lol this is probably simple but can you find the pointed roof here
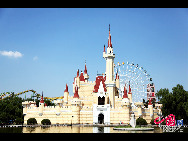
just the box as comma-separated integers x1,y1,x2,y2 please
73,85,79,98
93,76,107,93
80,71,85,82
77,69,79,77
40,91,44,103
84,62,87,74
123,84,128,98
64,83,68,92
128,81,132,94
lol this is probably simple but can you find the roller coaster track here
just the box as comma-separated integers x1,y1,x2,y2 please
0,90,64,102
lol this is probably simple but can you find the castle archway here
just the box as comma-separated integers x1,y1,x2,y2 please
98,113,104,124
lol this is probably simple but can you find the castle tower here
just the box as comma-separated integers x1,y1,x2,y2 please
123,84,128,99
71,85,81,124
128,81,132,103
73,69,80,93
73,85,79,99
84,62,89,82
103,24,116,108
64,83,69,104
39,91,44,116
115,71,120,89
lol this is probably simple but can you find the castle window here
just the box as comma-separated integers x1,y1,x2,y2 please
98,97,105,105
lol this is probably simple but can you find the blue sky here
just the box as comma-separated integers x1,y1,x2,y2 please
0,8,187,98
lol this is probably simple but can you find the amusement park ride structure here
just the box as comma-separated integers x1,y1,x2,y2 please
0,90,63,102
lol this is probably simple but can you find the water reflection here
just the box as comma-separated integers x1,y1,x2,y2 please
22,126,163,133
0,126,164,133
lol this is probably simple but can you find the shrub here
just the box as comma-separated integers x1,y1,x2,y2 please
41,119,51,125
136,117,147,125
15,118,24,125
27,118,37,125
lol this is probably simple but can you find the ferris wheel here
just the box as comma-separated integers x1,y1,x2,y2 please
114,60,153,103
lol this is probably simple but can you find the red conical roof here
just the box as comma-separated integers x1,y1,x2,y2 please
128,81,132,94
80,71,85,82
123,84,128,98
73,85,79,98
64,83,68,92
84,63,87,74
77,69,79,77
93,76,106,93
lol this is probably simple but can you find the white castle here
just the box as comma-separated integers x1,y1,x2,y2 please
22,25,162,125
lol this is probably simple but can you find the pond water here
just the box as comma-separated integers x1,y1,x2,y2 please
0,126,164,133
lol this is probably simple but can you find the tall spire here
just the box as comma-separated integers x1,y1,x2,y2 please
108,24,112,48
84,61,87,74
40,91,44,103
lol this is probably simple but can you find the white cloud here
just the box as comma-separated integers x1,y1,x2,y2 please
33,56,38,61
0,51,23,58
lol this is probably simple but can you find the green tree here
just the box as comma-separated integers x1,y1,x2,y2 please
0,96,23,125
156,84,188,124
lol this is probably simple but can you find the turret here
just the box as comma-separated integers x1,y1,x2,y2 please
64,83,69,104
84,62,89,82
76,69,80,88
73,85,79,99
103,24,116,108
128,81,132,103
73,69,80,93
39,91,44,116
148,99,153,117
115,71,120,89
71,85,81,124
79,71,85,82
123,84,128,99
